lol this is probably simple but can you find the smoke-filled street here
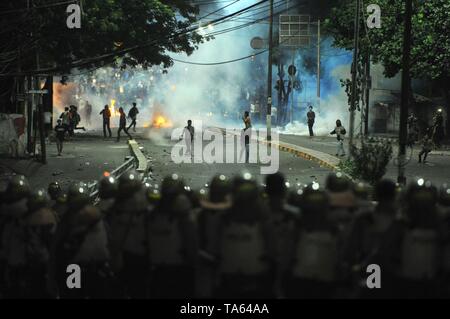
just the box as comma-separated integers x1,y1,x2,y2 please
1,0,450,304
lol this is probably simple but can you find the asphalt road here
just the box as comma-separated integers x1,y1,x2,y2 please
0,133,130,191
3,127,448,192
140,128,332,189
279,134,450,185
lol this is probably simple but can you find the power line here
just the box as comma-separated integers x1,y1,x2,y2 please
197,0,241,20
0,0,270,76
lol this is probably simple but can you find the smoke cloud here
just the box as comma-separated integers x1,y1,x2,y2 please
53,1,357,136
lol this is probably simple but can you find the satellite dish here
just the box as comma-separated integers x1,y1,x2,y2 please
250,37,265,49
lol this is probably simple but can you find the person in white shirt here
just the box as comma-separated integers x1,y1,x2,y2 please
330,119,347,157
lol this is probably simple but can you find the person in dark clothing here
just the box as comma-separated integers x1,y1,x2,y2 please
117,107,132,142
418,134,434,163
100,105,112,138
242,111,252,163
432,109,444,149
127,102,139,132
307,105,315,137
60,107,71,137
85,102,92,126
54,119,66,156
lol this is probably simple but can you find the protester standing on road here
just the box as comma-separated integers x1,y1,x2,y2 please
59,107,71,137
181,120,195,156
85,101,92,126
307,105,316,137
54,119,66,156
330,119,347,157
432,109,444,149
117,107,133,142
418,134,434,163
127,102,139,132
241,111,252,163
100,105,112,138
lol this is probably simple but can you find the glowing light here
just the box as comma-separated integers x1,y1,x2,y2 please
119,86,124,93
417,178,425,186
285,182,291,188
152,114,173,128
110,99,117,116
205,183,209,188
312,182,320,190
172,174,179,180
243,172,252,180
108,177,115,184
219,175,226,181
79,187,84,193
200,189,206,195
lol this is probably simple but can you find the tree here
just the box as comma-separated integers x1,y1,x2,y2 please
0,0,205,111
324,0,450,133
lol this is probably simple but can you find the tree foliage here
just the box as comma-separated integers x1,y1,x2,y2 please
338,138,393,185
0,0,205,74
324,0,450,82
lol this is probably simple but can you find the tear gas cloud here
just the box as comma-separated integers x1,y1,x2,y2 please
54,0,357,136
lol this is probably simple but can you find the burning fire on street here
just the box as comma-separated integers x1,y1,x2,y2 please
146,113,173,128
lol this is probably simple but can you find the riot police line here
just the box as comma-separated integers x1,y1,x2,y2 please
0,171,449,299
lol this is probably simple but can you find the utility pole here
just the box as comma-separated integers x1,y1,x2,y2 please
31,0,46,164
397,0,413,185
364,52,371,136
349,0,361,155
267,0,274,141
317,19,321,107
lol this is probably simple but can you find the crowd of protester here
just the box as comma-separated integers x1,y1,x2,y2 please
0,171,449,299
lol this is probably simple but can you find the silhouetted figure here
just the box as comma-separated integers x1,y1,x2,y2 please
54,119,65,156
84,102,92,126
181,120,195,156
100,105,112,138
127,102,139,132
241,111,252,163
307,105,315,137
331,119,347,157
117,107,132,142
418,134,433,163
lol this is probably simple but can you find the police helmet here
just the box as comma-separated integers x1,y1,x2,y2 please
209,174,231,203
48,181,62,200
118,170,142,198
325,172,351,193
67,182,90,209
27,189,49,212
99,176,117,199
5,175,30,203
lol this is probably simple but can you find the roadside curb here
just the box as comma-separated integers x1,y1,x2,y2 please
209,126,341,172
257,137,340,170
